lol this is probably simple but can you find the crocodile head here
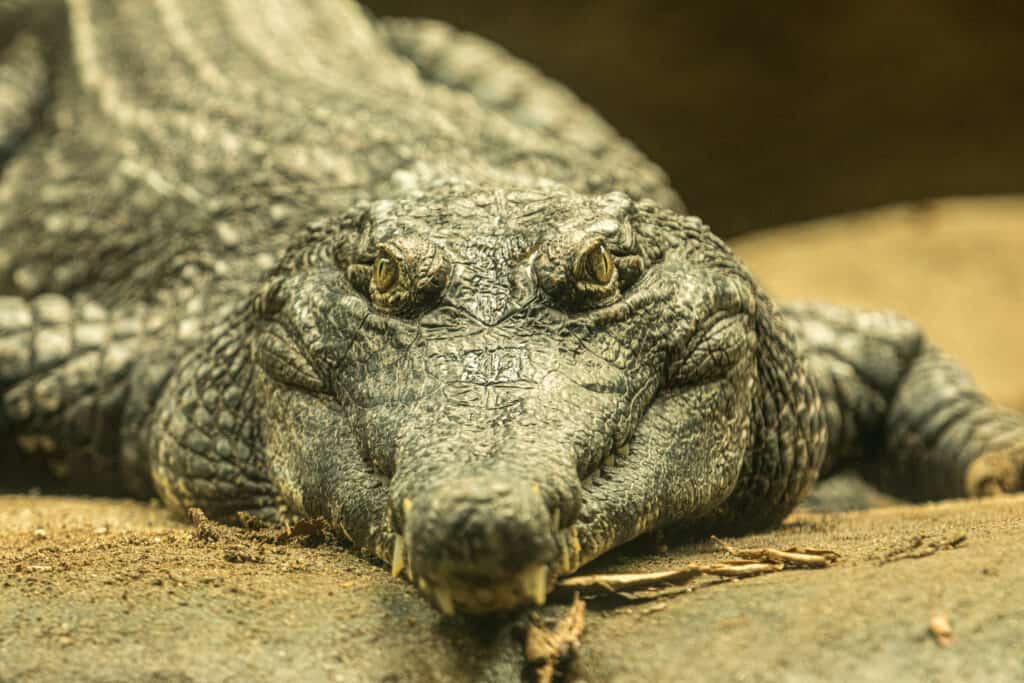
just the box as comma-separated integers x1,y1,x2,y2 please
244,183,761,614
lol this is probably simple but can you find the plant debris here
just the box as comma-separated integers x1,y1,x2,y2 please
276,517,331,547
526,593,587,683
555,566,705,597
553,538,840,600
877,533,967,564
222,547,263,564
711,536,841,567
187,508,219,542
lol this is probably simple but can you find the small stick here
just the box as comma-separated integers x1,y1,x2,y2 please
555,565,704,597
702,561,784,577
526,593,587,683
553,539,842,601
712,536,840,567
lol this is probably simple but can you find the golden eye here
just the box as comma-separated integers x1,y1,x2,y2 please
373,254,399,293
584,244,614,285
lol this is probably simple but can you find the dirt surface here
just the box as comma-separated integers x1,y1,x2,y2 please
2,197,1023,682
1,495,1022,682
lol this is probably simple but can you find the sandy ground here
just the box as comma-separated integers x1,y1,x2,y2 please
1,495,1021,682
2,196,1023,682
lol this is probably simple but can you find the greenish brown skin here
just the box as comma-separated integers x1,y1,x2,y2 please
2,1,1022,615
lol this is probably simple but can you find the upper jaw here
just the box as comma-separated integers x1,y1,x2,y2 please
340,449,630,614
381,525,583,616
362,433,631,615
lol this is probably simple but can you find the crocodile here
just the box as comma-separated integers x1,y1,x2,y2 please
2,0,1022,616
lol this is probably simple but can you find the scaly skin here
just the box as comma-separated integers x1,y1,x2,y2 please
2,1,1022,615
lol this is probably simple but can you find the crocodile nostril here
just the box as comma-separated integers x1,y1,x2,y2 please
396,477,565,581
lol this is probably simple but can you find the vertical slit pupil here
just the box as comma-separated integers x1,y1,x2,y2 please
589,245,613,284
375,256,398,292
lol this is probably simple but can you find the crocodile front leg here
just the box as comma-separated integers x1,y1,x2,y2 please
784,302,1024,500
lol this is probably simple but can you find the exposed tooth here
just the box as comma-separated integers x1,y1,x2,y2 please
560,541,572,573
605,444,628,469
402,498,413,515
518,564,549,606
551,508,561,531
417,577,429,593
391,536,406,578
434,586,455,617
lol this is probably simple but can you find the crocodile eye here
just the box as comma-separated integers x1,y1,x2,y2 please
374,254,399,293
361,238,450,316
536,237,623,310
579,243,614,285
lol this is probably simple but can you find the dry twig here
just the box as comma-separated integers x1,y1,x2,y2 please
526,594,587,683
552,538,840,601
712,536,841,567
555,566,704,597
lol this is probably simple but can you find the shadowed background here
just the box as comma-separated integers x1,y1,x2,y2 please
365,1,1024,237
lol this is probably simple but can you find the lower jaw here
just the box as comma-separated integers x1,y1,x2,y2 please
413,562,552,616
372,527,585,615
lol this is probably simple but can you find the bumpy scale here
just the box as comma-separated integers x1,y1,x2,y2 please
2,1,1022,615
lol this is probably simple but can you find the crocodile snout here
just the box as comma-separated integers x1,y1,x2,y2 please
389,474,578,614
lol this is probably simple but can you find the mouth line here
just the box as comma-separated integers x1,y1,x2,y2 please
382,524,583,616
414,563,550,616
579,439,629,493
358,431,635,614
360,439,625,615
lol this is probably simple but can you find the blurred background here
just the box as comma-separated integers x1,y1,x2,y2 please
366,0,1024,237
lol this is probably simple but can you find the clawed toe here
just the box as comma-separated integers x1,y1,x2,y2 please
965,445,1024,496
